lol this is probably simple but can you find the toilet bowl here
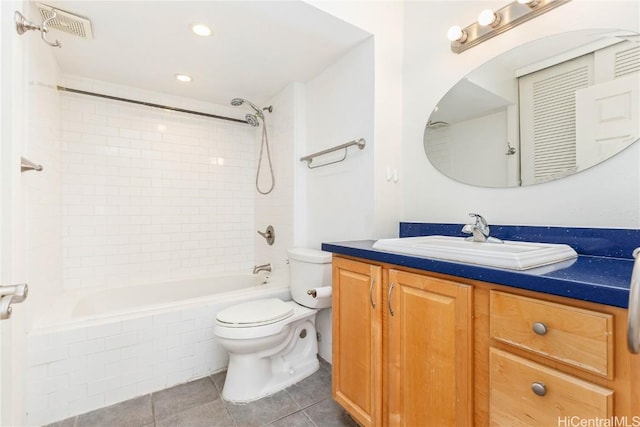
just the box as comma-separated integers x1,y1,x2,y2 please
213,248,332,403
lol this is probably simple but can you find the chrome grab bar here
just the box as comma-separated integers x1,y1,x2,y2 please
628,247,640,353
299,138,366,169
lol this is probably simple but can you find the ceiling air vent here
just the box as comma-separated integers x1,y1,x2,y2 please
37,3,93,39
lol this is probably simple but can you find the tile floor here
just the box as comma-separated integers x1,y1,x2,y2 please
45,360,357,427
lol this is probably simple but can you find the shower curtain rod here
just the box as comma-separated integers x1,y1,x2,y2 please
56,86,248,124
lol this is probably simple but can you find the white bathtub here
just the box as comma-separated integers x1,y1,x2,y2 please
25,273,291,426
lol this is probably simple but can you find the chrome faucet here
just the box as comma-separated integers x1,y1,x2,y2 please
462,213,501,243
253,263,272,274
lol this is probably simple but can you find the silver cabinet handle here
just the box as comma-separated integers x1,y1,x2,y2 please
1,284,29,320
532,322,548,335
388,282,395,316
628,247,640,353
531,382,547,397
369,277,376,309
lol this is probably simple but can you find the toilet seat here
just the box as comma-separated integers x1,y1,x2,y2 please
216,298,294,327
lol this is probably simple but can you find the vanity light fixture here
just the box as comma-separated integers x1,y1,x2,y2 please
518,0,541,7
449,0,571,54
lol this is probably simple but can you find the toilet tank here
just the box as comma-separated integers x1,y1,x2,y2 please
287,248,332,309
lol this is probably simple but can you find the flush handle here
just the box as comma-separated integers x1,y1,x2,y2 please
532,322,548,336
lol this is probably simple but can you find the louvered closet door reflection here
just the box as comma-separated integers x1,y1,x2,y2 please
519,55,593,185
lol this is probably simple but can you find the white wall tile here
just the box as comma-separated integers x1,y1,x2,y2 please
69,339,105,357
60,76,256,289
86,321,122,339
104,332,138,350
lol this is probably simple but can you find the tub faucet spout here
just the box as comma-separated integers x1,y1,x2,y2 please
253,263,272,274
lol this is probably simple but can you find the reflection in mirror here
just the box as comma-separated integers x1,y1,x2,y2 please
424,29,640,188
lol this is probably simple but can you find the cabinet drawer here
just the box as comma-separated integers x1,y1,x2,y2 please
490,348,613,426
490,291,613,376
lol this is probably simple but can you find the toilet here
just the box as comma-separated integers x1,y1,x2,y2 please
214,248,332,403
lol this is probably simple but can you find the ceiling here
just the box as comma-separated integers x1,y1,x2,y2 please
35,1,371,107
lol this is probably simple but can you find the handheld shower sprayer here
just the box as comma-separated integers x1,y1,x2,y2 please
230,97,275,195
245,114,260,127
230,98,264,118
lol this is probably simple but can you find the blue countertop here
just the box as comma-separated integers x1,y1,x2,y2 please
322,223,639,308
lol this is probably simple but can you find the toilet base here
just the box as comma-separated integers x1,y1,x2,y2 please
220,317,320,403
222,356,320,403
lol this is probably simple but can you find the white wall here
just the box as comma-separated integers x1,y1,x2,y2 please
300,38,375,362
24,36,63,326
304,38,376,248
19,3,64,425
58,76,256,289
306,1,405,239
402,0,640,228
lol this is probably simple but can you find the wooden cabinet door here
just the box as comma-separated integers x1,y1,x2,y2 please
387,269,473,427
332,257,383,427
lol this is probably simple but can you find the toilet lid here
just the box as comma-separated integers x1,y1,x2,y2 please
216,299,294,327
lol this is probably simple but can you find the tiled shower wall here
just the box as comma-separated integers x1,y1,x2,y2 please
60,76,257,289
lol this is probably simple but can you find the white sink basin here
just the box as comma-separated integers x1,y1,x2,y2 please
372,235,578,270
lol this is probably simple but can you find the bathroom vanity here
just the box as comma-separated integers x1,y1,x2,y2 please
323,224,640,427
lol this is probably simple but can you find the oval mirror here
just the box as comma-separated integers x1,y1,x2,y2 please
424,29,639,187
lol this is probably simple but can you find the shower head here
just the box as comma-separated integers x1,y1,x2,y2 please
245,114,260,127
230,97,263,116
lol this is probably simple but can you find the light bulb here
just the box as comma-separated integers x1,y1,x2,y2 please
478,9,500,27
517,0,540,7
447,25,467,42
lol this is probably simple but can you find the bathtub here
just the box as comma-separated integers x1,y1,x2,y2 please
25,273,290,426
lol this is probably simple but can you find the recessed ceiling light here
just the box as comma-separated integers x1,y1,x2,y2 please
191,24,212,37
175,74,192,83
